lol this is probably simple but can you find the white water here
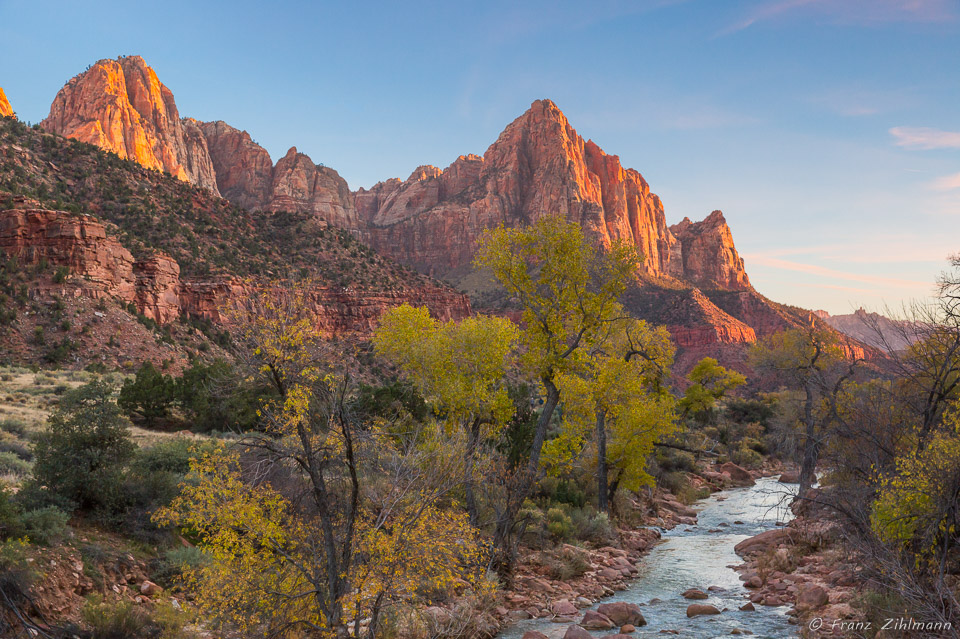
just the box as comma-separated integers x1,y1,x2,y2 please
500,476,799,638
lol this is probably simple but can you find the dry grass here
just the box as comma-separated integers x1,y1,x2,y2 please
0,365,213,488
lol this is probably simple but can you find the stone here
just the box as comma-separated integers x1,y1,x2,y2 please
795,585,829,612
621,625,636,633
734,528,794,557
139,581,162,596
718,462,754,486
778,470,800,484
686,604,721,617
522,633,548,639
682,589,709,600
740,602,755,611
42,56,220,194
563,625,593,639
596,602,646,627
581,610,615,630
552,599,578,616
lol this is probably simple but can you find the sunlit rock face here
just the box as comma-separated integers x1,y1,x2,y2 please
41,56,220,195
354,99,752,291
265,147,359,229
0,88,13,118
670,210,751,290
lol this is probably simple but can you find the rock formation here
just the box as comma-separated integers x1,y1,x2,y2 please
670,211,750,290
198,122,358,226
0,207,469,333
41,56,220,195
354,99,752,292
196,120,274,211
0,88,13,118
265,147,359,228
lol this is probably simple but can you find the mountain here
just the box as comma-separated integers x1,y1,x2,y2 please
0,116,469,368
0,88,13,118
819,308,917,352
41,56,220,195
28,56,869,372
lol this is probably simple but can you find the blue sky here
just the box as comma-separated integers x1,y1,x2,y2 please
1,0,958,314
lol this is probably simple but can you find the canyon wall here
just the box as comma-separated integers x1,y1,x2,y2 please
0,88,13,118
0,207,469,335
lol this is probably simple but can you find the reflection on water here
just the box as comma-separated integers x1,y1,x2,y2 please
499,476,799,639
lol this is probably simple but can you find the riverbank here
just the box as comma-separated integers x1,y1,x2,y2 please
489,464,801,638
733,487,869,637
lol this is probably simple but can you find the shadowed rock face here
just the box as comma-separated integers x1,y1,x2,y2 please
41,56,220,195
0,88,13,118
0,207,470,332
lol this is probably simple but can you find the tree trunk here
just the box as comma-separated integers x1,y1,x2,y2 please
596,410,609,512
492,376,562,580
464,417,482,527
799,380,818,496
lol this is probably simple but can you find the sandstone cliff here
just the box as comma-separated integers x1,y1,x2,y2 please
197,121,358,226
41,56,220,195
0,88,13,118
354,99,752,292
670,211,750,290
0,207,469,333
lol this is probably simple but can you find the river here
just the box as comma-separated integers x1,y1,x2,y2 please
499,475,800,638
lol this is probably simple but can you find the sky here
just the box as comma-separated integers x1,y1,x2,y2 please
1,0,958,315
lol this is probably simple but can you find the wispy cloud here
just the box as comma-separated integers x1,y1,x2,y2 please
890,126,960,150
745,255,932,289
930,171,960,191
719,0,957,36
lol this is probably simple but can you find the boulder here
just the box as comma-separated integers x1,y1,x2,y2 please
521,633,548,639
734,528,793,557
740,602,755,611
563,625,593,639
581,610,615,630
682,588,709,600
596,602,646,627
620,624,636,633
778,470,800,484
686,604,721,617
139,580,163,596
718,462,754,486
796,585,829,611
552,599,578,616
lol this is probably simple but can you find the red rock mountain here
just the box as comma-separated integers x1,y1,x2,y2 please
198,121,358,226
0,88,13,118
35,59,865,369
41,56,220,195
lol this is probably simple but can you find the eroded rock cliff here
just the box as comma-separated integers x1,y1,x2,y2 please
41,56,220,195
0,207,469,333
0,88,13,119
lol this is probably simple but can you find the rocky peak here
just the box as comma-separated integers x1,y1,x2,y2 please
266,146,359,228
41,56,220,195
670,210,750,290
0,88,13,118
197,120,274,211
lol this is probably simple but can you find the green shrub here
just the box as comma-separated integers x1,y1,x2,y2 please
135,438,216,476
118,361,176,426
568,508,615,545
0,451,30,478
545,507,572,541
0,419,26,437
28,380,134,514
0,438,31,461
20,506,69,545
545,545,591,580
731,447,763,469
151,546,210,587
82,596,151,639
0,489,23,540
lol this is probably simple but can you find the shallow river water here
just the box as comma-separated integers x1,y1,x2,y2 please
499,476,800,639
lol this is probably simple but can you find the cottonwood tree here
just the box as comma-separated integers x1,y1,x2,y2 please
373,304,518,526
678,357,746,425
547,319,676,512
749,327,859,495
473,216,640,575
157,286,485,639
